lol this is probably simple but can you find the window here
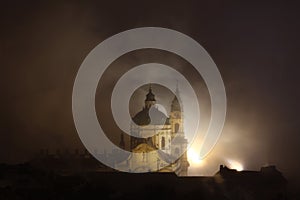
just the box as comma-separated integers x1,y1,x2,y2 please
175,123,179,133
161,137,165,149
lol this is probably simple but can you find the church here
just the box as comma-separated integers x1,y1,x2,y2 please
115,85,189,176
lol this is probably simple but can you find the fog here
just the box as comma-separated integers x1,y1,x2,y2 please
1,1,299,181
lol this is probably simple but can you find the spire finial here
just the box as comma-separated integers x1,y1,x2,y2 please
175,80,180,95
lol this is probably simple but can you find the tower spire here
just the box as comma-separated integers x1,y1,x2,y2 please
171,83,181,112
145,83,156,108
175,80,180,96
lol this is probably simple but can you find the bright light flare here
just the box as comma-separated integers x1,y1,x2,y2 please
227,159,244,171
187,149,203,165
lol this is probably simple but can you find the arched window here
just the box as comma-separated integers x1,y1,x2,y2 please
175,123,180,133
161,137,165,149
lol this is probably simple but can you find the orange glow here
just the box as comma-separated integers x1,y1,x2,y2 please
187,148,204,165
227,159,244,171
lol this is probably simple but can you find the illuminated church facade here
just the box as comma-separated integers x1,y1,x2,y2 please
116,85,189,176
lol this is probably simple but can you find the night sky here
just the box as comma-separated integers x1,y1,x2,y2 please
1,0,300,182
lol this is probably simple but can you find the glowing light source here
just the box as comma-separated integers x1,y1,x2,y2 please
227,159,244,171
187,149,203,165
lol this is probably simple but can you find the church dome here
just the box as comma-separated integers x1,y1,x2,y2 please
132,107,170,126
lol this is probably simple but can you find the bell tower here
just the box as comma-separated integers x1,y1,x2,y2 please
170,85,184,137
170,84,189,176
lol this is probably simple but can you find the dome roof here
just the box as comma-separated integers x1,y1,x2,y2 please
132,107,170,126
